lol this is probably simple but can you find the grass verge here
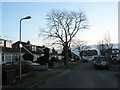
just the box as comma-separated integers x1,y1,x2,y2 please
3,70,63,89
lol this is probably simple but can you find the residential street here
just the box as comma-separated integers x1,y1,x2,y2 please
33,61,119,88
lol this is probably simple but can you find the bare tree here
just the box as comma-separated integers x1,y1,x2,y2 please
97,40,106,56
42,9,88,65
97,32,113,57
71,39,90,59
103,32,113,49
71,39,89,52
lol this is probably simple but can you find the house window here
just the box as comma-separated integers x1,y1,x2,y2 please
32,46,36,51
0,40,4,47
112,50,119,53
6,41,12,48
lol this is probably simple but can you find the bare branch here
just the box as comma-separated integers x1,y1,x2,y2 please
40,9,88,49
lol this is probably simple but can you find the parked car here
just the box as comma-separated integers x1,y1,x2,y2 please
14,60,40,66
93,56,111,70
13,60,40,74
112,57,120,61
13,60,41,72
81,58,89,63
70,58,75,61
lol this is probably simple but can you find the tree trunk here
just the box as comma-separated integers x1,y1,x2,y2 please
63,44,69,65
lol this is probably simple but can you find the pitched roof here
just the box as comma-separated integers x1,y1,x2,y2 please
2,47,20,53
13,41,30,46
12,41,44,54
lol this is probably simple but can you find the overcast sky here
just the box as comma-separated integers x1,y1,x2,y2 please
1,1,118,47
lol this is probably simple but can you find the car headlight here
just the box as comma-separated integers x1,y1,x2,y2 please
96,63,100,65
101,61,107,66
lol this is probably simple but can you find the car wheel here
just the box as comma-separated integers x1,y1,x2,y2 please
96,68,98,70
95,67,99,70
106,67,109,70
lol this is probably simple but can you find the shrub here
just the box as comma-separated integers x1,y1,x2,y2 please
13,62,32,75
36,56,49,65
48,60,54,68
22,53,33,62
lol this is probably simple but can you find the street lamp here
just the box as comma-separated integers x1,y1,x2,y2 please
19,16,31,80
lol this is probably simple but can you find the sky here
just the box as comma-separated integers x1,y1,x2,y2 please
1,1,118,48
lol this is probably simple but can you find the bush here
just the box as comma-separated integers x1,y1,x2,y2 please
13,62,32,75
23,53,33,62
51,57,58,62
48,60,54,68
36,56,49,65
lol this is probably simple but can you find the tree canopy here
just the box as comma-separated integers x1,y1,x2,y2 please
44,9,88,48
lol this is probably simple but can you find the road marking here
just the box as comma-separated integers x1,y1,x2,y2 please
60,69,71,76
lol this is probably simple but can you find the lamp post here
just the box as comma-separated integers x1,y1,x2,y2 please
19,16,31,80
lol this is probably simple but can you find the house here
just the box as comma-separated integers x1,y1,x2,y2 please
0,38,20,64
0,39,45,65
12,41,44,62
105,48,120,60
0,39,12,48
70,51,80,61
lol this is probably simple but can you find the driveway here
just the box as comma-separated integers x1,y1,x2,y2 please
33,61,120,88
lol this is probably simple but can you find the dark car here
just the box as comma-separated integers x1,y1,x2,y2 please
112,57,120,61
93,56,111,70
14,60,40,66
81,58,89,63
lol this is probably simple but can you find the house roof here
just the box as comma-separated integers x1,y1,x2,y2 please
2,47,20,53
13,41,30,46
0,38,12,42
12,41,44,54
0,39,4,41
71,51,79,57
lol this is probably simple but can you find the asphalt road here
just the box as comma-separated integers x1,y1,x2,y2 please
34,61,120,88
